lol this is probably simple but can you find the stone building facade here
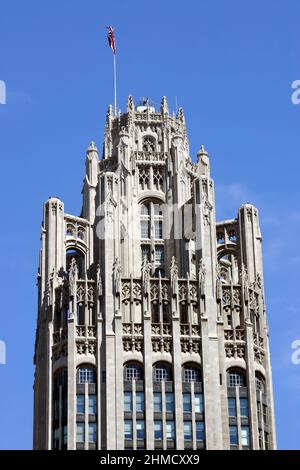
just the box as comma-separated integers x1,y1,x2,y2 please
33,96,276,450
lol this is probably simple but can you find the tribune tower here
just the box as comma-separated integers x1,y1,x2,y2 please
33,96,276,450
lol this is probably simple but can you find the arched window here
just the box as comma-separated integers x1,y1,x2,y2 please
124,363,143,381
140,200,165,277
182,365,202,383
77,366,96,384
66,248,85,279
227,368,246,387
153,363,172,382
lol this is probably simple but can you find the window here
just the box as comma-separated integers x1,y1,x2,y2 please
124,363,143,381
155,246,164,264
180,303,188,324
141,220,150,239
166,421,175,440
264,432,270,450
77,367,96,384
155,221,163,239
154,392,162,412
195,393,204,413
136,392,144,412
241,426,250,446
153,364,172,382
76,423,85,443
154,421,163,440
255,374,265,393
140,203,150,216
53,399,59,420
257,402,261,422
183,393,192,412
53,428,59,449
183,367,201,383
136,420,145,439
166,393,174,413
184,421,192,441
77,395,85,414
259,430,263,449
263,405,268,425
140,200,165,274
124,420,133,440
151,303,160,323
196,421,205,441
228,398,237,417
141,245,150,261
88,423,97,443
240,398,249,418
63,425,67,446
88,395,97,414
229,425,238,445
227,369,246,387
124,392,132,412
54,369,67,389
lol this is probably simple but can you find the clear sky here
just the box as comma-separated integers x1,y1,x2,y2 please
0,0,299,449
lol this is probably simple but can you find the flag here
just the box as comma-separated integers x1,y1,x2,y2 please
107,25,116,54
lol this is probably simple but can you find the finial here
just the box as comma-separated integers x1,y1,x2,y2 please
177,107,185,123
161,96,169,115
197,144,208,157
126,95,134,113
87,141,98,153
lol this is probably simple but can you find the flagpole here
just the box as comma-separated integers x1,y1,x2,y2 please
114,52,117,116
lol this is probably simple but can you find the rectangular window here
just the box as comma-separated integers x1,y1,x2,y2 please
63,425,67,446
53,428,59,449
53,399,59,420
88,423,97,443
76,423,85,443
154,221,163,239
153,392,162,412
166,393,174,413
136,420,145,439
194,393,204,413
241,426,250,446
263,405,268,425
184,421,192,441
166,421,175,440
196,421,205,441
228,397,237,417
124,392,132,412
155,246,164,264
154,420,163,440
77,395,85,414
124,420,133,440
229,425,238,445
240,398,249,417
257,401,261,422
183,393,192,412
136,392,144,412
259,430,263,450
264,432,270,450
141,221,150,239
88,395,97,414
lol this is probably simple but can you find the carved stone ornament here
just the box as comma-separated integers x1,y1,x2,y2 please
68,257,77,297
170,256,179,293
96,263,103,296
198,259,206,297
141,256,152,292
112,258,122,295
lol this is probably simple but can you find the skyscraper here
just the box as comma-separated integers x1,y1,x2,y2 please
33,96,276,450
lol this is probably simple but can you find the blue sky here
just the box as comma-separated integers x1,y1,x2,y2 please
0,0,299,449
